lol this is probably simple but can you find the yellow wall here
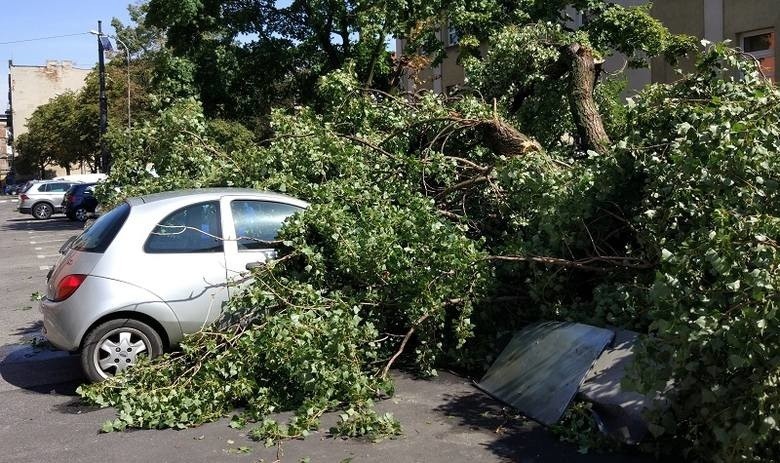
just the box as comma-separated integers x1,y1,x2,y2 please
651,0,780,82
9,61,90,138
723,0,779,81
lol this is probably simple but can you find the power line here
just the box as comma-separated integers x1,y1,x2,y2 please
0,32,90,46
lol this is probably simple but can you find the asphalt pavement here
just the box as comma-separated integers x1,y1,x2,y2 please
0,197,652,463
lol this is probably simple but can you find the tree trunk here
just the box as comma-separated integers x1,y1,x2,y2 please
561,43,610,154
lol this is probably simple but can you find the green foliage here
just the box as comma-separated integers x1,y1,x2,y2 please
85,72,488,440
330,405,402,441
144,0,398,123
551,401,618,454
583,3,696,66
14,91,98,176
619,44,780,462
78,4,779,461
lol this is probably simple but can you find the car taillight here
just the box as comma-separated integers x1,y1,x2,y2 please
68,195,76,203
20,194,29,201
54,274,87,301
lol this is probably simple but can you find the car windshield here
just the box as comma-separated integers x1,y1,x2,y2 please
70,202,131,253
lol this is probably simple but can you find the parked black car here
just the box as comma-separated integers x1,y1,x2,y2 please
62,183,98,222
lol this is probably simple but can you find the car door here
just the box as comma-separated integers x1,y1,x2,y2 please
220,197,304,296
137,200,230,334
46,182,71,209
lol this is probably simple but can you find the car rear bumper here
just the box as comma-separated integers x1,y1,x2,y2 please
18,207,31,214
40,275,184,352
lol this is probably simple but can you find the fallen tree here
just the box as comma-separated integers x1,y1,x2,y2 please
75,3,780,461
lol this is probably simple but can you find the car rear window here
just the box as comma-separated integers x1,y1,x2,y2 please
20,181,35,193
70,202,131,253
145,201,223,253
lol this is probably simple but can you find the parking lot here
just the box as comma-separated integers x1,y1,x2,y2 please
0,197,84,348
0,198,648,463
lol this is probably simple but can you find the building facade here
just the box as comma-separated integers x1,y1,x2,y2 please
7,60,91,177
397,0,778,96
652,0,777,83
8,60,91,139
0,113,9,178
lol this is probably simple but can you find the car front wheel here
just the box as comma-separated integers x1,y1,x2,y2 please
32,203,53,220
80,319,164,382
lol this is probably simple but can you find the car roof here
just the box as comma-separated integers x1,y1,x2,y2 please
35,179,80,184
127,188,307,207
69,182,96,189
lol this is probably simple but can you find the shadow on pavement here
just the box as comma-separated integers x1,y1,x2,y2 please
0,342,84,396
1,216,85,232
13,320,43,337
434,391,653,462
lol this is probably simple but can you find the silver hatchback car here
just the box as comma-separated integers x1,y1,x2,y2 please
41,188,307,382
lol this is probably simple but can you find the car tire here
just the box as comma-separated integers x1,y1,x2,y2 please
32,202,53,220
73,207,88,222
80,318,164,383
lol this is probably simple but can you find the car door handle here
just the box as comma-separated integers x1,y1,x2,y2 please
245,261,265,270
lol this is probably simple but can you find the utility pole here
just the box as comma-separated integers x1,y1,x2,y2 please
97,20,110,173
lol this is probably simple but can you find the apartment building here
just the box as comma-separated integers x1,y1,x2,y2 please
0,113,9,177
397,0,778,95
7,60,91,176
652,0,777,83
8,60,91,139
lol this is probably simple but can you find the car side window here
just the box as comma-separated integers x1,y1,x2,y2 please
145,201,223,253
38,183,50,192
230,200,302,251
49,183,69,192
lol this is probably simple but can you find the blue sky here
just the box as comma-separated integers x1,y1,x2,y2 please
1,0,133,110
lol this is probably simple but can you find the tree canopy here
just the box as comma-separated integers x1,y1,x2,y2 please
31,1,778,462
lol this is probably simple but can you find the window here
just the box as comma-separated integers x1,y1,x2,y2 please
741,29,775,80
40,182,69,192
230,200,302,251
145,201,223,253
70,202,131,253
447,26,459,47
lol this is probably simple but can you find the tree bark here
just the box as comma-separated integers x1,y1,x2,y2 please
560,43,610,154
478,119,542,158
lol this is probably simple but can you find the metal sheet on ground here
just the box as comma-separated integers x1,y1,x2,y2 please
477,321,614,425
579,329,656,443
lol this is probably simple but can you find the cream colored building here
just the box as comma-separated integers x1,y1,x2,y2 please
652,0,777,83
8,60,91,176
8,60,91,138
397,1,777,96
0,114,9,177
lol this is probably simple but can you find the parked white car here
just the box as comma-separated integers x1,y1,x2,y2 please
40,188,307,382
18,180,79,219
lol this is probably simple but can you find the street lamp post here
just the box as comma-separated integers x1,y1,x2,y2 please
90,26,132,172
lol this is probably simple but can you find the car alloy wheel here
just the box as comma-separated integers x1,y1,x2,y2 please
74,207,88,222
32,203,53,220
81,319,163,382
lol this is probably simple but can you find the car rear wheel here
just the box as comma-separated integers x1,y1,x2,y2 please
73,207,88,222
32,202,53,220
80,319,164,383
